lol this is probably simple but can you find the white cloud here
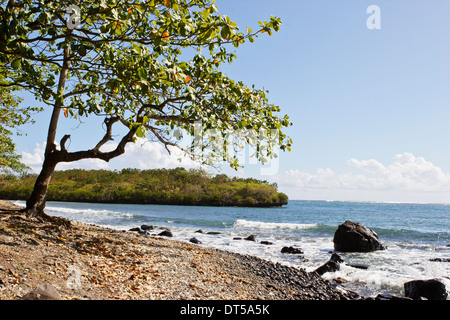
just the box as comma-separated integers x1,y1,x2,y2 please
276,153,450,203
21,138,202,174
21,142,46,173
109,138,201,170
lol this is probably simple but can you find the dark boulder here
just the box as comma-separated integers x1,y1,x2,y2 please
281,246,303,254
348,263,369,270
129,227,141,232
141,224,155,231
313,253,344,276
260,241,273,245
333,221,385,252
329,253,344,263
189,237,202,244
314,260,339,276
158,230,173,237
373,294,412,300
404,279,448,300
429,258,450,262
245,235,257,242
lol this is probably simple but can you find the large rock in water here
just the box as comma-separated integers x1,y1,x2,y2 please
333,221,385,252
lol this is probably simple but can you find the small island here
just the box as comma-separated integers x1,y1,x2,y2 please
0,167,288,207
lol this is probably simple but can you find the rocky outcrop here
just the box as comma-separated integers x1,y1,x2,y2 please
189,237,202,244
244,235,257,242
404,279,448,300
281,246,304,254
158,230,173,237
313,253,344,276
333,221,385,252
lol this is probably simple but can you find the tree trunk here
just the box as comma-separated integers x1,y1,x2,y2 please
24,44,70,219
25,153,58,218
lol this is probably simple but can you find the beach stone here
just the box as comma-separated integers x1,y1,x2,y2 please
348,263,369,270
404,279,448,300
330,253,344,263
314,253,344,276
245,235,257,242
141,224,155,231
129,227,141,232
333,220,385,252
313,253,343,276
374,294,412,300
21,283,62,300
314,260,340,276
429,258,450,262
158,230,173,237
281,246,303,254
189,237,202,244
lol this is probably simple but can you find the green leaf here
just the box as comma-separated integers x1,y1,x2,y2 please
11,59,21,70
221,25,231,39
136,125,145,138
138,68,147,80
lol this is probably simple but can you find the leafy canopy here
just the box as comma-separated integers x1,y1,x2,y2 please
0,0,292,169
0,65,41,175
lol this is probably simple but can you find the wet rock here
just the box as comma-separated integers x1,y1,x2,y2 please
195,229,204,233
330,253,344,263
129,227,141,232
333,221,385,252
313,253,344,276
281,246,303,254
374,294,412,300
260,241,273,245
21,283,62,300
314,260,339,276
158,230,173,237
141,225,155,231
404,279,448,300
233,237,243,240
348,263,369,270
206,231,221,235
189,237,202,244
244,235,257,242
429,258,450,262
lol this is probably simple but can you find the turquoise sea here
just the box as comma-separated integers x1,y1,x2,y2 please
15,199,449,298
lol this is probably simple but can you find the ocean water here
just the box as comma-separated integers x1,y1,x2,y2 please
15,200,450,298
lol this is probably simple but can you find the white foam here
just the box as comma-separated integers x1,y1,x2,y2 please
45,205,136,218
234,219,318,231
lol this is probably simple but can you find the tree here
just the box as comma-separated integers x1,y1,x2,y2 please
0,0,292,219
0,66,38,175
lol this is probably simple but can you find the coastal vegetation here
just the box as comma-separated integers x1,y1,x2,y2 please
0,168,288,207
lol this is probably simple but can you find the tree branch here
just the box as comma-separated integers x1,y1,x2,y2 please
60,134,71,152
57,125,137,163
93,117,119,151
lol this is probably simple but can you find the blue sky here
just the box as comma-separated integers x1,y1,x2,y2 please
13,1,450,203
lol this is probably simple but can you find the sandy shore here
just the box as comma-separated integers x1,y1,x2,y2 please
0,200,356,300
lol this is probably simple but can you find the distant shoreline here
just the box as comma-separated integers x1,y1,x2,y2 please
4,198,288,208
0,168,288,208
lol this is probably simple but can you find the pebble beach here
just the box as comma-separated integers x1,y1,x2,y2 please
0,201,355,300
